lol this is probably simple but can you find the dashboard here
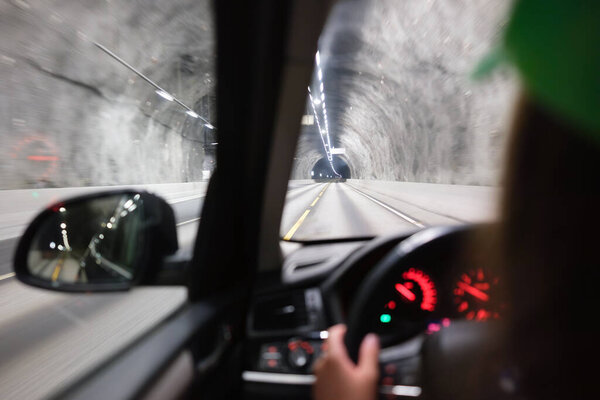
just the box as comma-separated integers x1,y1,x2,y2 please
242,225,503,399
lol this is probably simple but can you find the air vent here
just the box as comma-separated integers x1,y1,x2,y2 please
252,291,309,332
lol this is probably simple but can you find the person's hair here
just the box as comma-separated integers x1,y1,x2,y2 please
499,92,599,398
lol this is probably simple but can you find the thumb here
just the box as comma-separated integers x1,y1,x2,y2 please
357,333,380,377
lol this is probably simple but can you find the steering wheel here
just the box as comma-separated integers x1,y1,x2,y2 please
344,226,509,399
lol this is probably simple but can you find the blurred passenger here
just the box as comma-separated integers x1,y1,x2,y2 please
313,0,600,399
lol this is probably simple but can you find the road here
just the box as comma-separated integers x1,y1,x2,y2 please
0,180,496,400
281,181,496,241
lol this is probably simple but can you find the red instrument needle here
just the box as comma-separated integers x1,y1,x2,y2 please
457,281,489,302
395,283,416,302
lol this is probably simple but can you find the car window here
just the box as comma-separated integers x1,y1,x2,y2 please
0,0,214,398
282,0,516,241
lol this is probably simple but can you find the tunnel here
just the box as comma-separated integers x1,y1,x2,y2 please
311,156,351,179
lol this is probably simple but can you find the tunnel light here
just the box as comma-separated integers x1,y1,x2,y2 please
94,42,216,129
60,223,66,229
318,69,323,81
321,93,325,101
59,207,66,213
155,90,174,102
49,242,56,249
320,82,323,92
316,51,321,66
186,110,199,118
204,123,215,129
313,98,322,106
307,86,311,93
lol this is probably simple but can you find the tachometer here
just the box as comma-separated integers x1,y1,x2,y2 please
454,268,500,321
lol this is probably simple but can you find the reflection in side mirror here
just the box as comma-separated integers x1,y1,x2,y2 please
14,191,178,291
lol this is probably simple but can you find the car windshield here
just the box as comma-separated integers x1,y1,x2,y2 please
282,0,516,241
0,1,214,398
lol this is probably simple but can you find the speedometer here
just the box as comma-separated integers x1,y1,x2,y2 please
379,268,437,325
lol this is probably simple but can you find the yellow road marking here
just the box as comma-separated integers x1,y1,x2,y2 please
283,183,331,241
0,272,15,281
283,210,311,241
51,258,64,282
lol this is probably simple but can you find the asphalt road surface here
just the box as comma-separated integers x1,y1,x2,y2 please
280,182,485,241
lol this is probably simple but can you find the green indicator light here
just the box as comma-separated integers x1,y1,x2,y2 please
380,313,392,323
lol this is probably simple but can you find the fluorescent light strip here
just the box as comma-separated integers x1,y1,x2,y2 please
94,42,216,128
309,50,340,177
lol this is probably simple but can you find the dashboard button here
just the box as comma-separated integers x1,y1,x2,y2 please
287,339,315,370
259,343,284,372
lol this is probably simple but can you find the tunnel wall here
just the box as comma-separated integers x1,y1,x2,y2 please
291,0,516,185
0,0,215,189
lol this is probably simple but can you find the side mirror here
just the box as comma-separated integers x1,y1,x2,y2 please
14,190,178,291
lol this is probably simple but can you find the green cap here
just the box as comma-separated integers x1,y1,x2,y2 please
473,0,600,137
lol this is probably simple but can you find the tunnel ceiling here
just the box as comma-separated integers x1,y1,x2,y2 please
291,0,516,185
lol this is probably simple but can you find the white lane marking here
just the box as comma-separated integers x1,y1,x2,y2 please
0,272,15,281
348,185,426,228
242,371,316,385
167,194,205,204
176,217,201,226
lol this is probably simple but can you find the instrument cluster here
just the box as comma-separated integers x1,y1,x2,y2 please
372,264,505,339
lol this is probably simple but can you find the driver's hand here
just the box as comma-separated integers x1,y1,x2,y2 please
313,324,380,400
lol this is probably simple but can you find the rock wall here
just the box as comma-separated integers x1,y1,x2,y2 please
0,0,215,189
292,0,517,185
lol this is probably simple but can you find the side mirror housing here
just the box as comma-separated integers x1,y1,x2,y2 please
13,190,178,291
